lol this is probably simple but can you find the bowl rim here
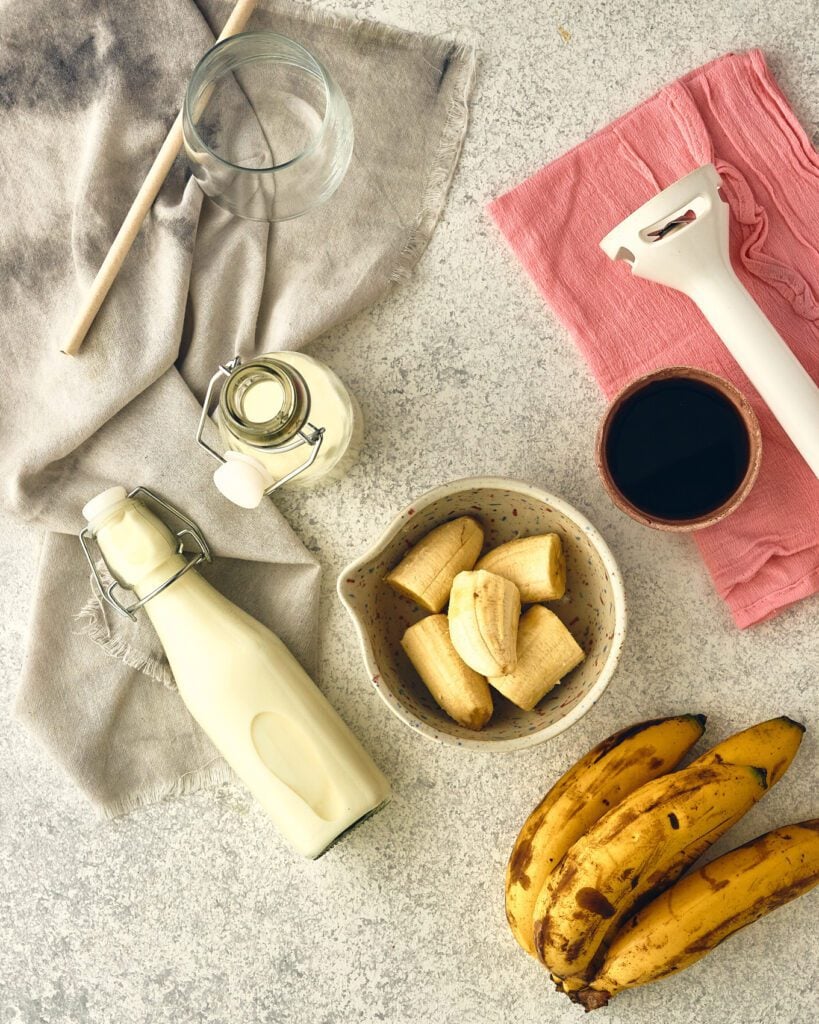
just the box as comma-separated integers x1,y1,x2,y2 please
337,476,628,751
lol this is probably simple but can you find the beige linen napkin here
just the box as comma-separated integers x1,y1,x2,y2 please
3,0,475,815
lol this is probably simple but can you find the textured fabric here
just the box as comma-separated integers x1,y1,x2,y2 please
3,0,475,815
489,49,819,629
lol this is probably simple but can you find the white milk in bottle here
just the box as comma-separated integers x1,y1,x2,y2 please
82,486,390,858
201,352,363,509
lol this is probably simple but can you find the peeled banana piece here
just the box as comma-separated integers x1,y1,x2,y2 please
691,715,804,785
534,762,768,983
489,605,584,711
504,714,706,958
578,819,819,1009
476,533,566,602
385,516,484,612
401,615,493,730
448,570,521,676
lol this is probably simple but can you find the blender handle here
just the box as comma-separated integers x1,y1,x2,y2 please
692,268,819,480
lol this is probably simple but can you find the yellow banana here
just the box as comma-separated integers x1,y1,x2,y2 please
385,516,484,612
546,716,803,992
475,534,566,602
489,605,584,711
578,819,819,1010
448,570,520,676
504,714,706,957
534,762,768,984
401,614,493,730
691,715,804,784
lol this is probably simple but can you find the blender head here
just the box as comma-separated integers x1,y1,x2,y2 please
599,164,729,292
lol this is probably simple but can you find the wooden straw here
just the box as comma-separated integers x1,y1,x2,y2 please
61,0,259,356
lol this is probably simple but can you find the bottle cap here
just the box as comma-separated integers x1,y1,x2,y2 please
82,485,128,523
213,452,274,509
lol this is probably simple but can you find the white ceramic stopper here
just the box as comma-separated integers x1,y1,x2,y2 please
213,452,274,509
82,486,128,523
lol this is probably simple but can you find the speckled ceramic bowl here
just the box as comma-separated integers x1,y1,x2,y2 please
338,478,627,750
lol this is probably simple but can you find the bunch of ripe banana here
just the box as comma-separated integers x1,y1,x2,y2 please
504,714,819,1009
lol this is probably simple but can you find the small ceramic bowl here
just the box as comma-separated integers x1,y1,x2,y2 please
596,366,762,532
338,478,627,751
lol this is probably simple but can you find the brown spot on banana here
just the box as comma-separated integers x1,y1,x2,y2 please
575,888,617,919
701,867,730,892
590,715,706,764
533,915,552,959
507,835,535,890
549,861,580,901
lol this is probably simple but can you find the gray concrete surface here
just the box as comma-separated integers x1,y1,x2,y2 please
2,1,818,1021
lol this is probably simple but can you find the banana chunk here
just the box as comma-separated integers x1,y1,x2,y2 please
401,615,493,731
448,570,521,676
476,534,566,603
385,516,484,613
489,605,584,711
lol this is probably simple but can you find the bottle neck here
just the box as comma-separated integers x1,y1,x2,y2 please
91,499,182,593
131,553,189,600
219,357,311,450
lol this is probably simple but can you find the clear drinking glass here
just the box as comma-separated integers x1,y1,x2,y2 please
183,32,354,222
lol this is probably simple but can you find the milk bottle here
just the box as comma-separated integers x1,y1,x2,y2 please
81,486,390,858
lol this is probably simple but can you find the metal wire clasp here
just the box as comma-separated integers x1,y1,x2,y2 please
195,356,325,494
79,487,212,621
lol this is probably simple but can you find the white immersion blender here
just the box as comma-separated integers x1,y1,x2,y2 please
600,164,819,479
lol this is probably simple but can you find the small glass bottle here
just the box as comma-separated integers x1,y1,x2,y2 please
197,352,363,508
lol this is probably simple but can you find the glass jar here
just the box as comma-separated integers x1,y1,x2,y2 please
183,32,354,222
197,352,362,508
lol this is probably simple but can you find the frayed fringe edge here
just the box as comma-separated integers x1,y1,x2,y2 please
246,0,476,60
98,759,234,819
74,601,177,691
389,43,478,284
221,0,478,284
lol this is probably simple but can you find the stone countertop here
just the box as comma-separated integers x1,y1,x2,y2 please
2,1,818,1022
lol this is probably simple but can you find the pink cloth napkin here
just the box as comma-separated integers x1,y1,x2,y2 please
489,50,819,628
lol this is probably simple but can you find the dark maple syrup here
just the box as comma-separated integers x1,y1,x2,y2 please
605,378,751,522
